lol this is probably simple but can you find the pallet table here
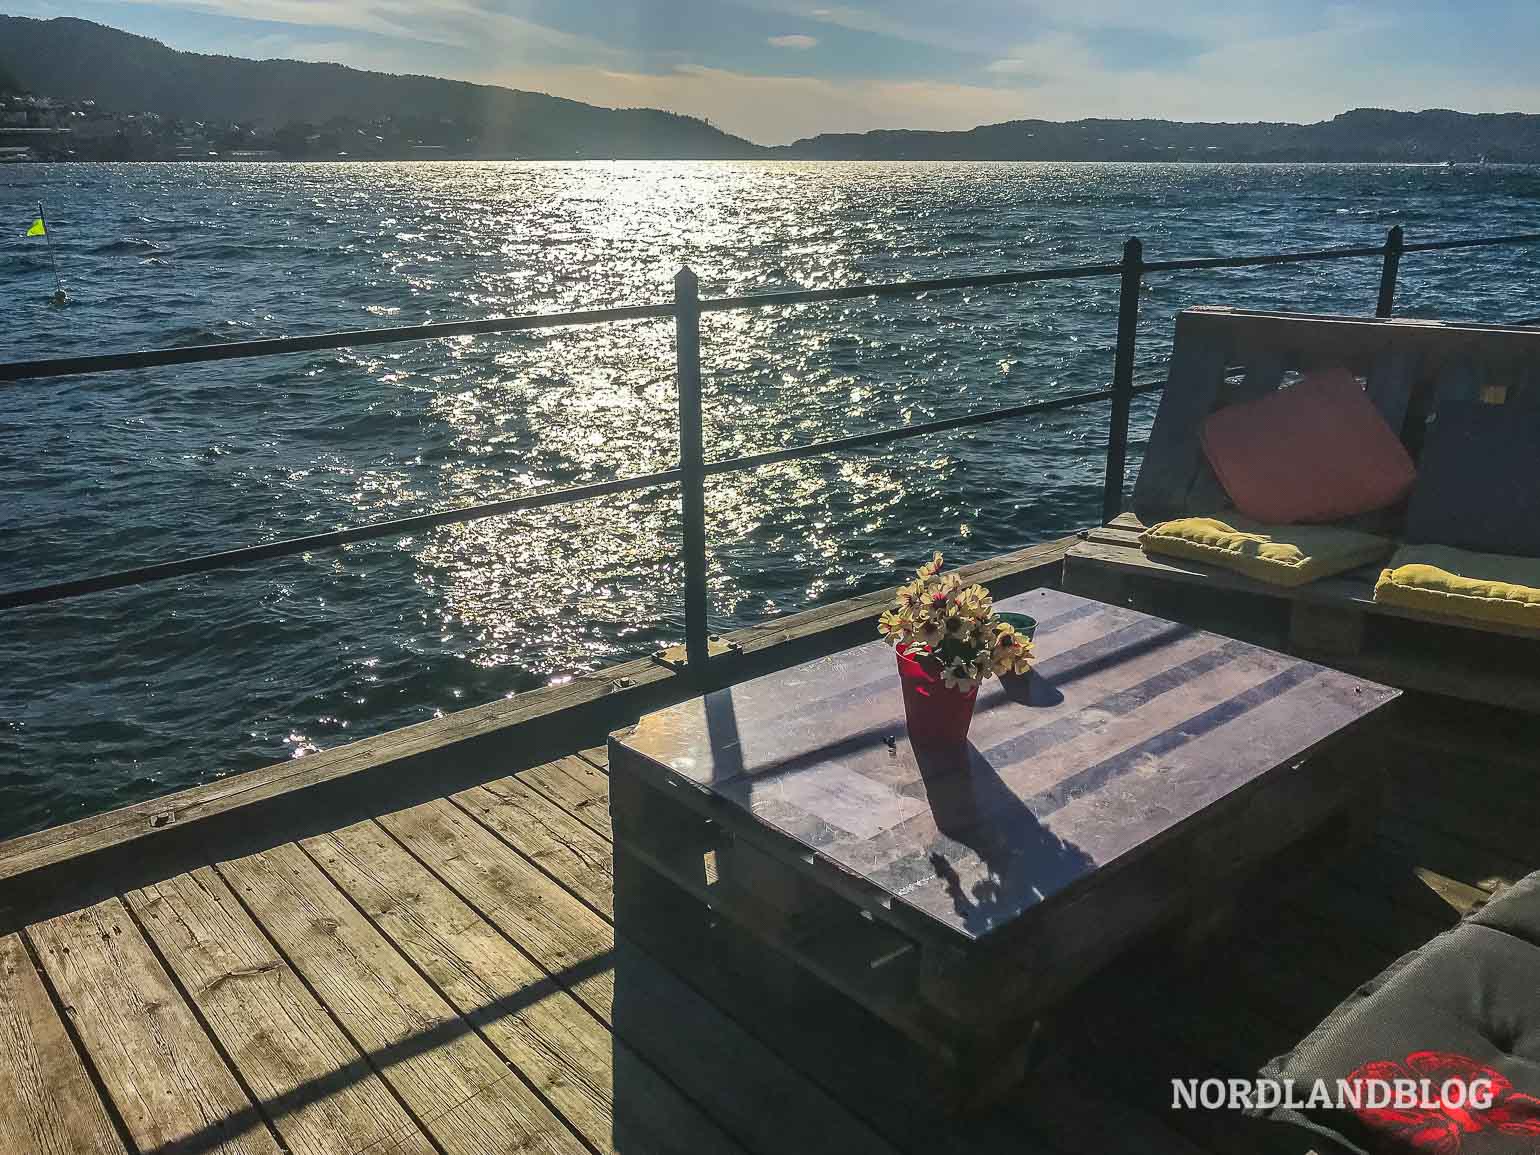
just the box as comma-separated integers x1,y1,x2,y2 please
609,588,1399,1107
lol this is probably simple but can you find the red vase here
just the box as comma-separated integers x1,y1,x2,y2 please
896,648,978,748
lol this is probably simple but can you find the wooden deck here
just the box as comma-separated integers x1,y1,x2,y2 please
1,691,1535,1155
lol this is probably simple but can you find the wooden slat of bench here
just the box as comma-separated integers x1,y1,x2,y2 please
452,777,614,919
1378,811,1528,897
1435,355,1482,406
1231,348,1284,405
1171,307,1540,360
301,821,746,1155
1385,762,1540,878
1131,308,1540,531
1068,532,1540,714
1514,365,1540,409
28,898,282,1155
1067,535,1540,642
1067,537,1378,607
216,844,586,1155
1367,346,1420,434
126,868,438,1155
0,932,126,1155
1339,648,1540,715
1131,312,1233,522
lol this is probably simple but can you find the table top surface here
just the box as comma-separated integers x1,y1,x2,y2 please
615,588,1399,943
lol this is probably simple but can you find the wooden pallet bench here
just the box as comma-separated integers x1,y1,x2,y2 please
1065,306,1540,710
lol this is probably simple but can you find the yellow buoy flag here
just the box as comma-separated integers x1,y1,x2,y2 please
26,217,46,237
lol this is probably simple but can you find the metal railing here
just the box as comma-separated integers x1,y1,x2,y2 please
4,226,1539,681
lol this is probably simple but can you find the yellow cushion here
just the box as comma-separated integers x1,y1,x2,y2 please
1139,516,1394,589
1374,545,1540,629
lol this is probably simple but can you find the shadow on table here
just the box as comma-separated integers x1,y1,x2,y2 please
997,667,1065,708
914,740,1095,937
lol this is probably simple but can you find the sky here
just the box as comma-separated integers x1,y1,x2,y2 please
13,0,1540,144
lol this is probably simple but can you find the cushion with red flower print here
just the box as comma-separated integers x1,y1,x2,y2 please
1253,867,1540,1154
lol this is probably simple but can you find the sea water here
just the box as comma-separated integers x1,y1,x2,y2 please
2,160,1537,835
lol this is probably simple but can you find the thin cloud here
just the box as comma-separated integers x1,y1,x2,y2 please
768,33,819,49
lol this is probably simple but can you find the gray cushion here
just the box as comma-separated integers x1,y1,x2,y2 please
1253,870,1540,1153
1405,402,1540,557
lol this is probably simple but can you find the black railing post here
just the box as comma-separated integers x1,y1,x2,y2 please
1377,225,1404,317
675,266,710,676
1102,236,1143,526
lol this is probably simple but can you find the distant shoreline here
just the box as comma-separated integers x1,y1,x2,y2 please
5,156,1531,166
8,16,1540,163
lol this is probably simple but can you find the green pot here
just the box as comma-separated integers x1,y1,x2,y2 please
996,612,1038,642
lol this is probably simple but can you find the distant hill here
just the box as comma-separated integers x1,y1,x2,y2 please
7,15,1540,163
777,109,1540,163
0,16,764,159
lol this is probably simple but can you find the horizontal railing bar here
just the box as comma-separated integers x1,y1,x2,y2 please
0,379,1166,611
6,232,1538,385
0,302,677,384
703,381,1163,474
1141,244,1389,273
1402,232,1540,254
0,467,684,610
699,262,1127,311
1145,232,1540,274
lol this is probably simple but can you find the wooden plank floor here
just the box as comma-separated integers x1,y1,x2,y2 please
1,702,1534,1155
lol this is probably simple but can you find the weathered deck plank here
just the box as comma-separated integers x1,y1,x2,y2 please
125,868,439,1155
301,820,745,1155
28,897,282,1155
381,798,896,1155
217,843,586,1155
453,777,614,919
515,755,611,837
0,932,126,1155
377,798,618,1020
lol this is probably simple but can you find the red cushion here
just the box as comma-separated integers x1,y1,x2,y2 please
1200,368,1416,524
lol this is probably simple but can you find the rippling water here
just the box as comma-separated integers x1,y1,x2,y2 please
2,160,1537,837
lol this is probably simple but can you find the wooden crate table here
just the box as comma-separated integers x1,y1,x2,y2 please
609,588,1399,1106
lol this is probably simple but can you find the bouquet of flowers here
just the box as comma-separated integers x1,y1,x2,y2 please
878,552,1034,691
